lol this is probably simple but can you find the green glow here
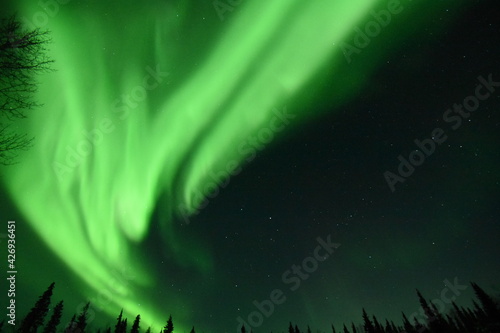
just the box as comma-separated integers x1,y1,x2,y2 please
2,0,466,330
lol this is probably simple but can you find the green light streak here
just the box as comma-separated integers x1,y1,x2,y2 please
2,0,466,330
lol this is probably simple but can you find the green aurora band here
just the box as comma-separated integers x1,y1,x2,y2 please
2,0,466,330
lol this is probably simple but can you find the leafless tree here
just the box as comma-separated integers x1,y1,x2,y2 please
0,14,53,164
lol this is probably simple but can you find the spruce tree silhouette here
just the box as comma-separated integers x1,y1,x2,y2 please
65,314,76,333
471,282,500,323
76,302,90,332
372,315,383,333
163,315,173,333
472,299,485,321
412,317,424,333
443,312,455,331
14,279,500,333
362,309,375,333
418,289,452,332
20,282,55,333
114,310,123,333
43,300,63,333
392,320,399,332
401,312,414,333
121,318,127,333
130,315,140,333
383,319,392,333
451,303,466,331
429,300,448,331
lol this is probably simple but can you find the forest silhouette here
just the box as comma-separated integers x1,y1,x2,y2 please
1,281,499,333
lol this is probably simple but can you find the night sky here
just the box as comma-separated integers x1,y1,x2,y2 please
0,1,499,333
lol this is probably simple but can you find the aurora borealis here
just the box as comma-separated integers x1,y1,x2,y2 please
0,0,499,332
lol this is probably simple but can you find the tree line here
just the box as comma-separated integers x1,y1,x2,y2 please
0,280,499,333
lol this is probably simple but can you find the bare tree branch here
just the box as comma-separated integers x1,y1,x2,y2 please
0,14,53,164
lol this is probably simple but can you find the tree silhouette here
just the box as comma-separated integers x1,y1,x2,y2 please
372,315,383,333
471,282,500,322
13,280,500,333
362,309,375,333
412,317,424,333
401,312,414,333
383,319,392,333
121,318,128,333
20,282,55,332
163,315,173,333
76,302,91,332
0,14,53,164
114,310,123,333
416,289,450,332
130,315,141,333
64,314,76,333
43,300,63,333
